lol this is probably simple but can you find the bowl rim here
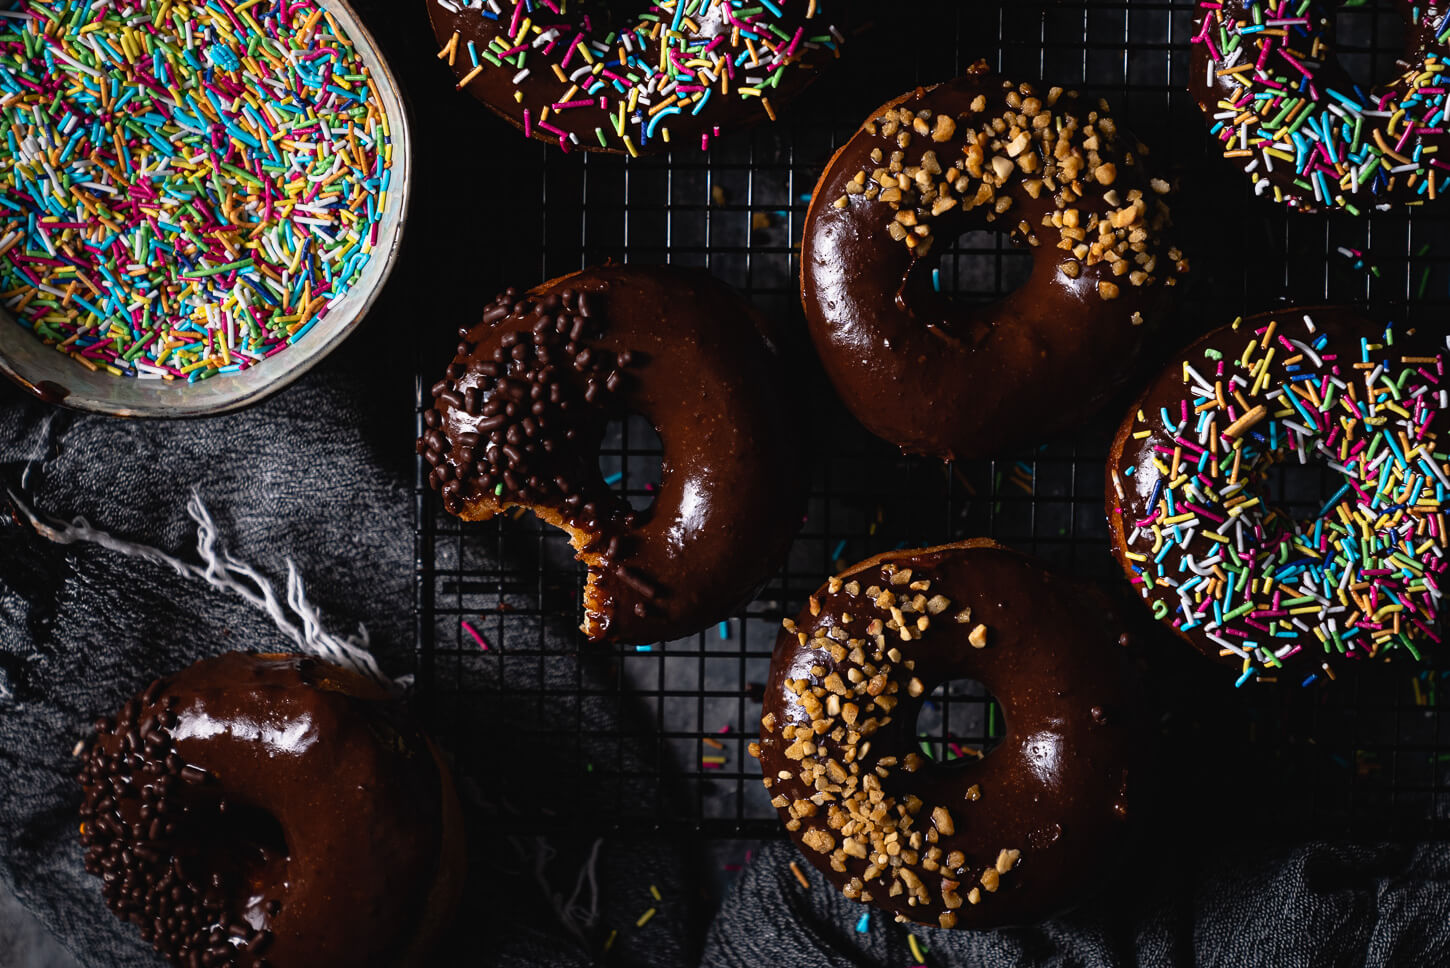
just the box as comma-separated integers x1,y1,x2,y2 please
0,0,413,419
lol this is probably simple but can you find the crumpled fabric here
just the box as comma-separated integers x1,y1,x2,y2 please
702,840,1450,968
0,345,689,968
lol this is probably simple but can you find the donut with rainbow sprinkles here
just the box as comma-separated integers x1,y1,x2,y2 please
1190,0,1450,212
1107,308,1450,686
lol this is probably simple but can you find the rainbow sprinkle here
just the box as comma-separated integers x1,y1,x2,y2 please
1193,0,1450,211
1114,312,1450,683
433,0,840,154
0,0,393,382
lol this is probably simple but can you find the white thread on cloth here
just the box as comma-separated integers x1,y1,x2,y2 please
16,411,57,491
526,836,605,939
5,487,400,688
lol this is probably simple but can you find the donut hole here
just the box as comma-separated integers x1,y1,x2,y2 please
936,230,1035,305
177,799,288,916
598,414,663,513
1264,452,1344,516
1334,1,1409,95
914,678,1004,767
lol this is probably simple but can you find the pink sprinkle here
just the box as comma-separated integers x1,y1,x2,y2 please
461,620,490,651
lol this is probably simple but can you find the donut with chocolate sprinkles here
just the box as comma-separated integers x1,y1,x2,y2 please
77,653,465,968
752,540,1143,929
420,264,806,644
800,62,1189,459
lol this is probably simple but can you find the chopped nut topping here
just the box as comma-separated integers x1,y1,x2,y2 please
836,73,1181,315
968,624,989,649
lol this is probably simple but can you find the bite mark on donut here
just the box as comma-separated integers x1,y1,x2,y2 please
421,284,652,639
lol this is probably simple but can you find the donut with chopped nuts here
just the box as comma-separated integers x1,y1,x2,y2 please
420,264,806,644
752,540,1142,929
77,653,465,967
800,63,1188,459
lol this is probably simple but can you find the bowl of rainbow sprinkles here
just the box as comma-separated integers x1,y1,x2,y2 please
0,0,410,416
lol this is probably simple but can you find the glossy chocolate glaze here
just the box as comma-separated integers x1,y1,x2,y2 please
754,540,1141,929
1187,0,1450,211
1105,307,1449,678
78,653,463,968
801,66,1187,459
422,264,806,644
424,0,837,153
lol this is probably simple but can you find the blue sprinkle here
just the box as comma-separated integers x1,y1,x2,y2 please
718,621,729,640
1234,667,1255,688
932,267,941,292
604,471,623,486
207,43,240,72
832,539,847,561
856,913,870,933
635,645,653,652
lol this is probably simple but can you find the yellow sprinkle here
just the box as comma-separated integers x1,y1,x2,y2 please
635,907,657,928
650,884,661,901
909,936,927,963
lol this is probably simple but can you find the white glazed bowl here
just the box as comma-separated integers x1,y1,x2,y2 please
0,0,411,417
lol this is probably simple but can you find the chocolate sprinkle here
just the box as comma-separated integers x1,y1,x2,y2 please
78,685,274,968
421,286,639,528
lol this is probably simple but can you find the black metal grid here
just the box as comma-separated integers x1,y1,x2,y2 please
414,0,1450,839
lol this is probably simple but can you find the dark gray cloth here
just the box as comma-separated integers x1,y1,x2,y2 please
0,350,690,968
704,840,1450,968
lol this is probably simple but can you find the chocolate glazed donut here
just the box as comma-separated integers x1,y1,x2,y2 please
801,64,1188,459
1106,307,1450,685
751,540,1141,929
425,0,841,154
420,264,806,644
1189,0,1450,213
77,653,465,968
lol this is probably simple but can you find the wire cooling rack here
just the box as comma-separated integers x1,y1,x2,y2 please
414,0,1450,838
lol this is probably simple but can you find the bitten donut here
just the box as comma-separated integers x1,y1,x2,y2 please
1190,1,1450,212
420,264,806,644
751,540,1141,929
77,653,465,967
800,63,1187,459
1107,308,1450,687
425,0,841,154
